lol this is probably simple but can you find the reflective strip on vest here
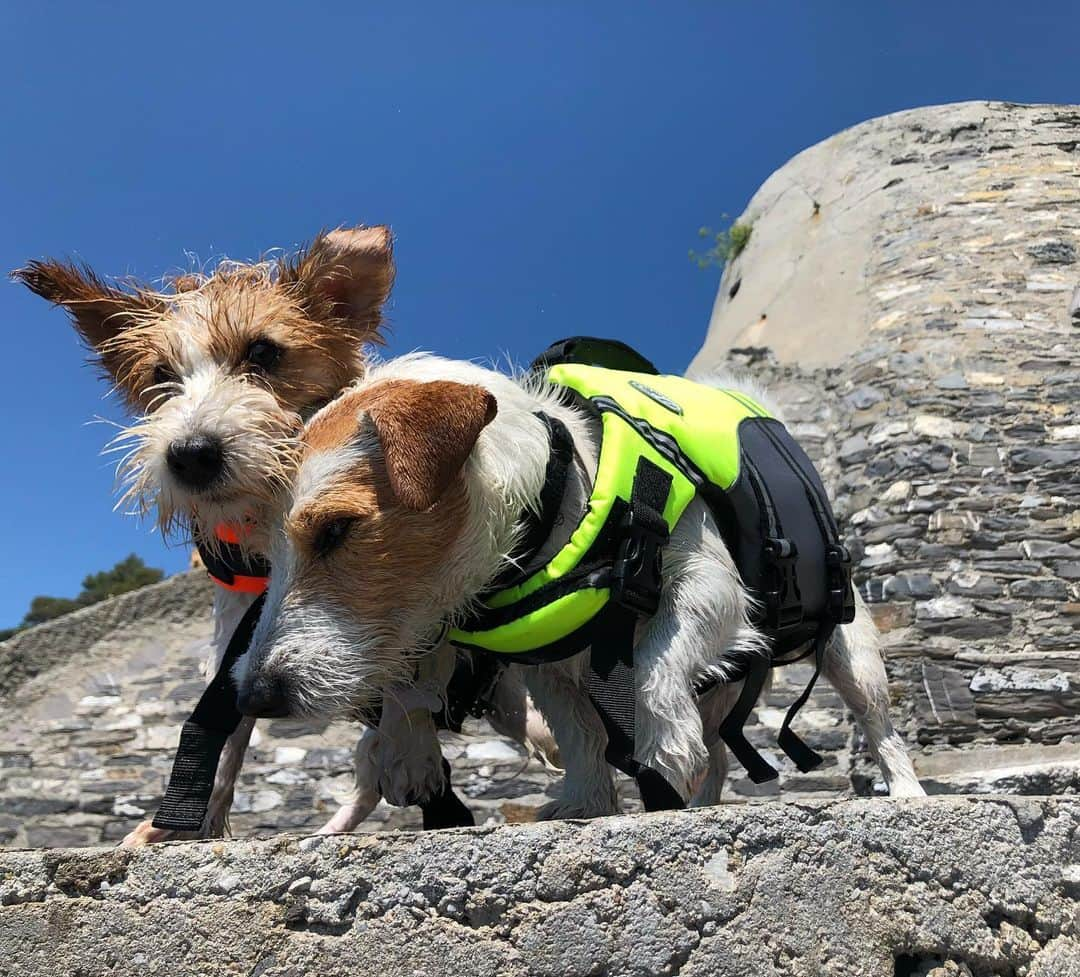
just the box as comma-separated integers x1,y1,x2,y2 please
448,365,772,656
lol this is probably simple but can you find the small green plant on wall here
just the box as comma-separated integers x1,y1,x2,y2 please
689,217,752,269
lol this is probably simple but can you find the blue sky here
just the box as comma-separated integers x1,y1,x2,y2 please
2,2,1078,627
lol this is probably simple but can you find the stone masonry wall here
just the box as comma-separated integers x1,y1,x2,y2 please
694,101,1080,796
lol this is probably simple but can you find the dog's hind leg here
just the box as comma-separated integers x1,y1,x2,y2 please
318,726,383,833
632,501,756,803
484,665,561,769
823,595,924,797
632,610,710,803
527,660,617,819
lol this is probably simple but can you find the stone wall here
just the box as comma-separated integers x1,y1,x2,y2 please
693,101,1080,796
1,797,1076,977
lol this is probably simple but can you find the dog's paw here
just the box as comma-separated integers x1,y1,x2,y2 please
378,744,446,808
888,779,927,799
120,820,174,847
538,796,617,821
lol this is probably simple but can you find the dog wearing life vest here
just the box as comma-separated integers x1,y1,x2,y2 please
235,352,925,815
15,236,556,842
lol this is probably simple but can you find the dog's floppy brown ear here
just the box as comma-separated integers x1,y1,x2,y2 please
363,379,497,511
13,259,160,357
283,225,395,344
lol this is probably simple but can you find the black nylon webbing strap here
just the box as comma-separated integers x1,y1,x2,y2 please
775,627,831,773
153,594,265,831
583,608,685,812
528,336,661,377
584,457,684,812
717,658,779,784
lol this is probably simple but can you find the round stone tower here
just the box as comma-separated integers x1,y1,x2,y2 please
693,101,1080,793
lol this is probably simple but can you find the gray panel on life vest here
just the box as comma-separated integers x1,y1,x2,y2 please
722,418,836,645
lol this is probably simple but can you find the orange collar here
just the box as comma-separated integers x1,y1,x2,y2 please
196,523,270,594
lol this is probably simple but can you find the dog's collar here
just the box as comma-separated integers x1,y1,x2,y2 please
196,523,270,594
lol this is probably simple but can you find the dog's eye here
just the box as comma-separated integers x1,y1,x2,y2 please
245,338,284,373
152,364,179,388
313,517,355,558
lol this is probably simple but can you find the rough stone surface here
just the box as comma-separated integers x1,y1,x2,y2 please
0,797,1075,977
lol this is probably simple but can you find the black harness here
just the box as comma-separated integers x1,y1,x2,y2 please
451,338,857,809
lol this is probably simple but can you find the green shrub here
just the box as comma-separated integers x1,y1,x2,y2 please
689,217,753,269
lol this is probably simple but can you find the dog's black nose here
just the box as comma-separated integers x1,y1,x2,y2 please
166,435,225,490
237,675,291,718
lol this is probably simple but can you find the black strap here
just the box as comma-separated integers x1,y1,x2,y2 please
775,626,831,773
420,760,476,830
153,594,264,831
583,457,684,811
583,607,684,811
483,414,574,593
528,336,661,376
716,658,778,784
435,652,505,733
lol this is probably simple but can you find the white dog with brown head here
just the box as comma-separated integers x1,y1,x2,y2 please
15,228,399,840
238,353,925,816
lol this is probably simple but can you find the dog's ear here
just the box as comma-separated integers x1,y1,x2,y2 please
13,259,160,358
283,225,395,344
363,379,497,511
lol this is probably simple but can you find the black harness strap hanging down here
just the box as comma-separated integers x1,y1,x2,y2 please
716,658,779,784
583,456,685,812
775,626,833,773
153,594,265,831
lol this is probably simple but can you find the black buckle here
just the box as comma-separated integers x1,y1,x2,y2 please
826,543,856,624
611,506,668,615
763,536,803,631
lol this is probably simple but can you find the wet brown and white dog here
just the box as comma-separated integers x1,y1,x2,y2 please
236,353,925,815
14,230,539,842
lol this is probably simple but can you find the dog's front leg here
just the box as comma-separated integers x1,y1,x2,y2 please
123,591,260,846
527,659,617,819
373,643,457,808
376,697,447,807
632,610,710,803
318,726,383,833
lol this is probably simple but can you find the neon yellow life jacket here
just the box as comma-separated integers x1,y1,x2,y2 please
449,363,852,661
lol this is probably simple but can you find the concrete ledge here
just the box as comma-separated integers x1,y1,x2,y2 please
0,571,213,700
1,797,1076,976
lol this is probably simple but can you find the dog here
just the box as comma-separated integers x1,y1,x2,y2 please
235,352,925,816
15,232,559,842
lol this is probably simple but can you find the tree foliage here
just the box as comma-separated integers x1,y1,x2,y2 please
2,554,165,638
